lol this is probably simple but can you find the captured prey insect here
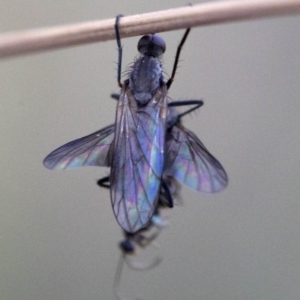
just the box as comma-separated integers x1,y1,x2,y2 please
43,15,228,233
98,174,180,300
115,202,169,300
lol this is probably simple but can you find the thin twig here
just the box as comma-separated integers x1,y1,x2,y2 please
0,0,300,58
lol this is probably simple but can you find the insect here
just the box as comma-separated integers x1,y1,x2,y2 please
115,194,172,300
43,16,228,233
43,98,227,224
99,173,179,300
108,16,186,233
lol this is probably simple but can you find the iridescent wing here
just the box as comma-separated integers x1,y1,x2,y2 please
165,125,228,193
110,83,168,233
43,124,114,170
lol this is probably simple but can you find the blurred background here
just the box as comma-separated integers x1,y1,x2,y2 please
1,1,300,299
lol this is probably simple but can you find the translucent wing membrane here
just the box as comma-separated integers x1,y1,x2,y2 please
43,101,227,232
165,125,228,193
110,84,168,233
43,124,114,169
43,103,227,196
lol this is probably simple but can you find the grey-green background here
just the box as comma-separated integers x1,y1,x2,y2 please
1,1,300,300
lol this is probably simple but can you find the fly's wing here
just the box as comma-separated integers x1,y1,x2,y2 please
43,124,115,170
111,84,168,233
165,126,228,193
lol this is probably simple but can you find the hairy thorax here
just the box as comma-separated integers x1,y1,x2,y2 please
129,56,163,105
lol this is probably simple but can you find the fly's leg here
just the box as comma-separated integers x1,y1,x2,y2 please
111,92,203,129
112,91,203,120
166,28,191,90
110,93,120,101
97,176,110,188
115,15,123,88
161,179,174,208
168,99,204,119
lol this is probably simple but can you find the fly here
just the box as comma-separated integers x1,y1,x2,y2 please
43,15,228,233
109,15,187,233
44,15,195,233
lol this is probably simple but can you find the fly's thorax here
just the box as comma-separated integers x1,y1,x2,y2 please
129,56,163,105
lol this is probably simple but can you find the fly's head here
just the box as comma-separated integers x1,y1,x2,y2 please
138,34,166,58
128,34,166,105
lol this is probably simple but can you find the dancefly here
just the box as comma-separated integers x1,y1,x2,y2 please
43,16,228,233
44,16,193,233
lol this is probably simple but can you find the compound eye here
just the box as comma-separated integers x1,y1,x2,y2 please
137,34,166,54
151,35,166,53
